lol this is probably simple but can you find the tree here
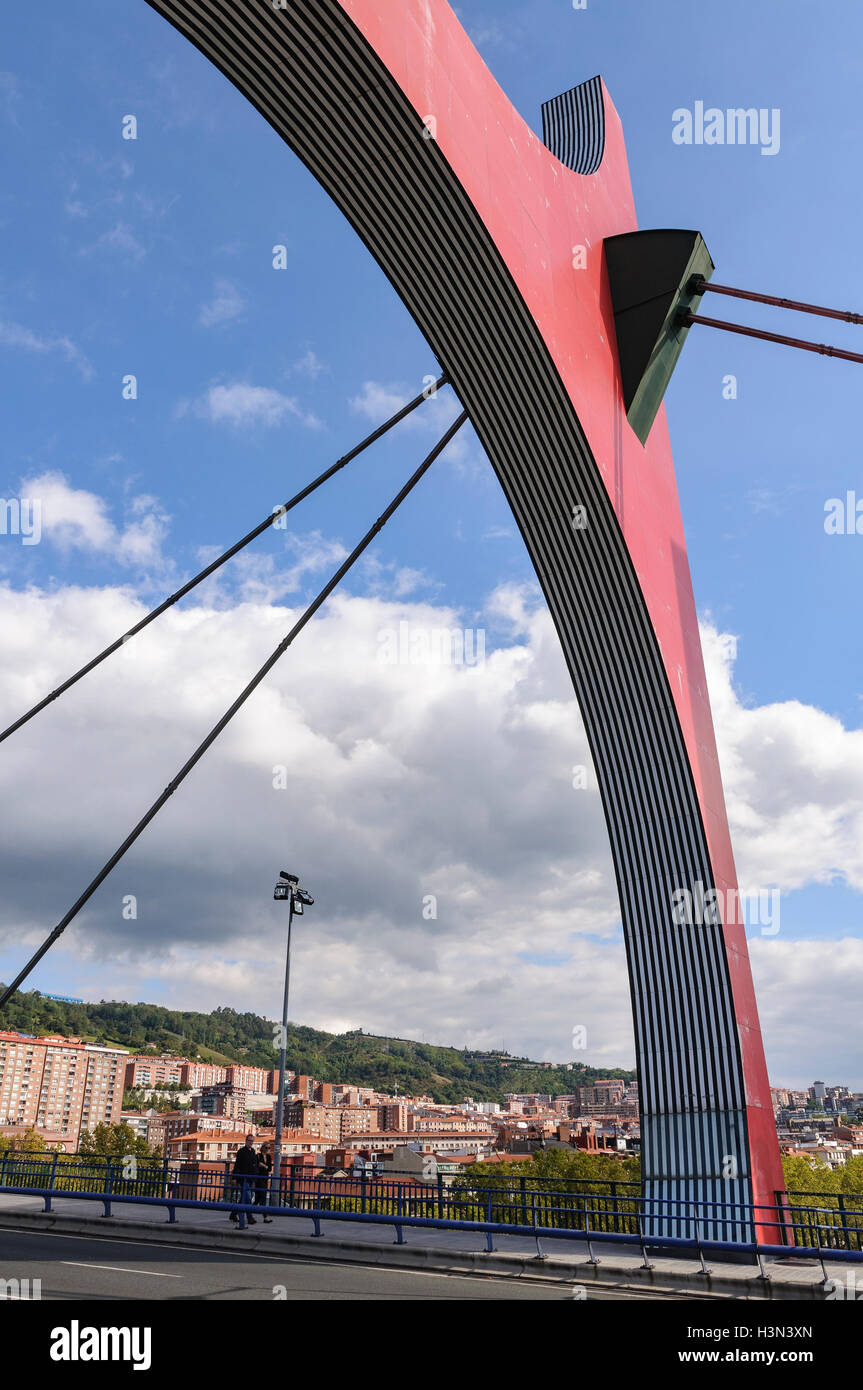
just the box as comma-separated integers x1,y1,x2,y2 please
78,1122,155,1159
0,1127,48,1156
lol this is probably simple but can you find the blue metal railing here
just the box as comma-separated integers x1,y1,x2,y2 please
0,1152,861,1270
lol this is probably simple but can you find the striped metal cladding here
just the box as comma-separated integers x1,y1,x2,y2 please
144,0,754,1229
541,76,606,174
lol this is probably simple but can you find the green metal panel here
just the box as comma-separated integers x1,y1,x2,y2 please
604,229,714,445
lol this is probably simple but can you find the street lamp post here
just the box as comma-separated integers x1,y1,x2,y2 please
271,871,314,1206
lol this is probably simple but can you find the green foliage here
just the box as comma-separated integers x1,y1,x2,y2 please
0,988,635,1105
0,1126,50,1155
78,1122,158,1159
451,1149,641,1232
781,1152,863,1197
779,1153,863,1250
122,1084,190,1114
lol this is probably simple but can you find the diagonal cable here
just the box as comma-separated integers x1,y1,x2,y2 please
0,409,467,1010
0,374,448,747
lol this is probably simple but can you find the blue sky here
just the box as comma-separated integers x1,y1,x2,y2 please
1,0,861,1085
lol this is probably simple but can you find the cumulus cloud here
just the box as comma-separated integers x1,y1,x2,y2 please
702,623,863,894
180,382,322,430
194,532,349,606
0,320,93,381
0,582,621,1063
0,589,859,1084
20,472,169,568
748,937,863,1086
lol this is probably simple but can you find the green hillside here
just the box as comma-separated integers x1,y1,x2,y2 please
0,988,634,1105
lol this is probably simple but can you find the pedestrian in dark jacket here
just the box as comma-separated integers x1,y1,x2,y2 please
229,1134,260,1224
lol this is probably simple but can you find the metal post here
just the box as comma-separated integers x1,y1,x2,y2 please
692,1201,711,1277
44,1152,60,1213
584,1206,599,1266
637,1199,655,1271
102,1160,114,1219
271,890,294,1204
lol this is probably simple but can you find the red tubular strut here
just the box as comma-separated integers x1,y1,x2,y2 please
679,310,863,365
690,276,863,325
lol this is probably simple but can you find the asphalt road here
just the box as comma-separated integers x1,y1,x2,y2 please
0,1227,667,1300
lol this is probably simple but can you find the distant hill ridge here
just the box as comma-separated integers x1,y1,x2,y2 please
0,989,634,1105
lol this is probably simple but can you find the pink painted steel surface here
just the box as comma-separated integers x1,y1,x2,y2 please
337,0,783,1213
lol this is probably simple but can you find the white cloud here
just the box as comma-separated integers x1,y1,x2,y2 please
349,379,444,425
20,472,169,567
0,582,621,1066
0,591,859,1085
349,379,472,463
702,623,863,894
198,279,245,328
182,382,322,430
193,532,349,606
748,938,863,1087
0,320,93,381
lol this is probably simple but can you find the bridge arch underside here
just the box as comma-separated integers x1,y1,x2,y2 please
147,0,753,1237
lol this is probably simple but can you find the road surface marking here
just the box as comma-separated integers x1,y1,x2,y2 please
61,1261,182,1278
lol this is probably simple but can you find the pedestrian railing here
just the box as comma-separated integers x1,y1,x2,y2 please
0,1152,861,1273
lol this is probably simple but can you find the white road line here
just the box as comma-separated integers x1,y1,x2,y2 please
61,1261,182,1278
3,1225,563,1284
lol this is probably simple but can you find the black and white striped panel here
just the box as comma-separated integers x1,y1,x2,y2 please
643,1110,750,1242
144,0,754,1238
541,76,605,175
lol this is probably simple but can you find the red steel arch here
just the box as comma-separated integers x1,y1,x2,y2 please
144,0,786,1234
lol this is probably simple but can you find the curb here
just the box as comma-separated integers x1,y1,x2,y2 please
0,1207,829,1300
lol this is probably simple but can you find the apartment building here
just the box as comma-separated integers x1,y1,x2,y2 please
0,1031,126,1147
169,1130,258,1164
226,1065,271,1092
412,1113,494,1134
341,1130,495,1157
284,1101,341,1142
195,1087,248,1122
179,1062,229,1088
124,1054,187,1088
161,1111,234,1144
339,1105,380,1137
377,1102,410,1132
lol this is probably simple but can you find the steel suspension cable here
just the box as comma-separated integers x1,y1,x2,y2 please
0,374,449,747
0,409,467,1010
